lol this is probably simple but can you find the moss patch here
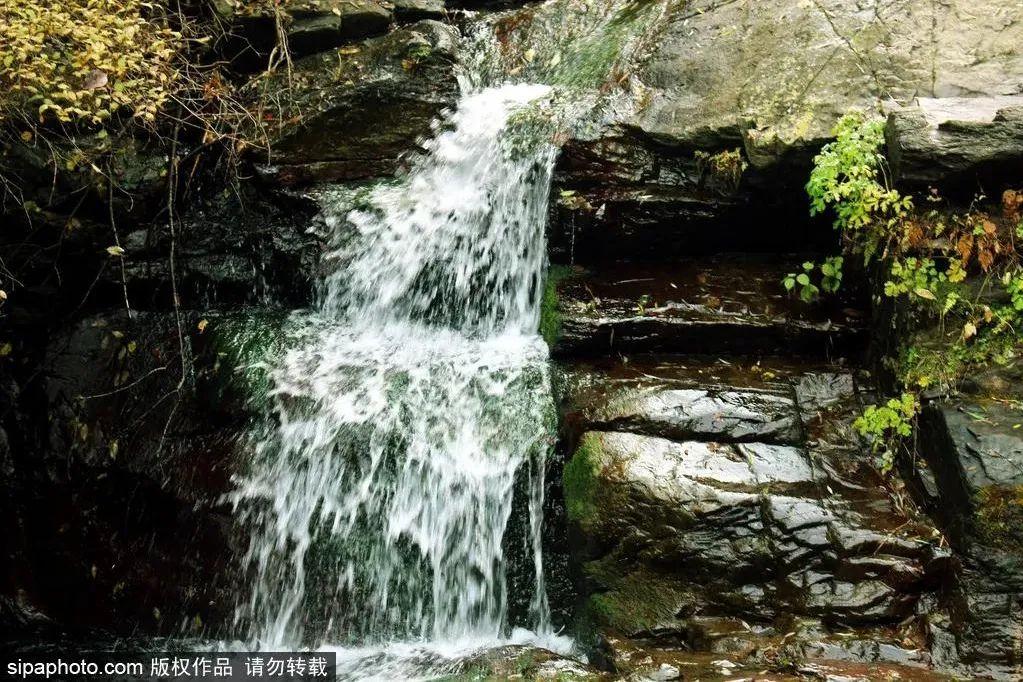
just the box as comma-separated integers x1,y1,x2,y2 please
540,265,572,348
974,484,1023,546
584,563,689,635
563,432,603,525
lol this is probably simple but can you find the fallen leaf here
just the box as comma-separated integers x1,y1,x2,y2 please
106,245,125,256
82,69,108,90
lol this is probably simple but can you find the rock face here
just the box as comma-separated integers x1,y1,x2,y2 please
392,0,446,22
256,20,460,185
2,310,247,635
546,260,867,358
912,399,1023,677
549,0,1023,264
886,96,1023,194
561,357,946,632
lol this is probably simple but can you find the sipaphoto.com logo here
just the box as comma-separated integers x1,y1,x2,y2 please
7,658,144,679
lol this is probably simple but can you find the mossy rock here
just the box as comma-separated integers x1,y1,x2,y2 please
974,484,1023,547
562,431,604,526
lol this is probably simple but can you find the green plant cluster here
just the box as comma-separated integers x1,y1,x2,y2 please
853,392,918,473
783,256,842,303
798,112,1022,475
806,112,913,261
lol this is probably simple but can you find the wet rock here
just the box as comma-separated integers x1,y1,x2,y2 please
548,130,830,263
0,309,279,635
1,133,167,223
212,0,392,67
96,186,321,309
911,399,1023,676
559,357,945,651
255,21,459,185
393,0,445,22
594,628,950,681
583,384,802,445
456,645,604,680
547,261,867,358
886,97,1023,194
916,400,1023,552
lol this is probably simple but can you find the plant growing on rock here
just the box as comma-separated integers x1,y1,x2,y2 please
695,147,746,191
806,111,913,263
783,256,842,302
853,392,918,474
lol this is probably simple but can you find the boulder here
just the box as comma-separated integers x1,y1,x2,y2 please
211,0,393,67
254,20,460,185
886,97,1023,194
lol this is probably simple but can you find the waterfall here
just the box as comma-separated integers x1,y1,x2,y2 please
227,84,561,659
222,0,670,676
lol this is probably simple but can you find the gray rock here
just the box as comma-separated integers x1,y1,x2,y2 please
212,0,393,66
549,0,1023,261
916,400,1023,551
393,0,445,21
560,357,944,648
886,97,1023,193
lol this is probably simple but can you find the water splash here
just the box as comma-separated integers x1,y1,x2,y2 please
228,85,559,650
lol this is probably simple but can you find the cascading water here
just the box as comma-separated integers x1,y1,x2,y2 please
229,84,559,653
223,0,670,677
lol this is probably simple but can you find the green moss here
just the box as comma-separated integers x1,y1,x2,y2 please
540,265,571,348
583,564,688,634
205,311,291,407
563,432,603,524
974,484,1023,546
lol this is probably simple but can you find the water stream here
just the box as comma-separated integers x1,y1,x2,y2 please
222,1,670,677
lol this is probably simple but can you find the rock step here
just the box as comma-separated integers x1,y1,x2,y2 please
558,354,949,644
547,259,867,359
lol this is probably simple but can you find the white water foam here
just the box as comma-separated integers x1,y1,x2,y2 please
226,85,564,669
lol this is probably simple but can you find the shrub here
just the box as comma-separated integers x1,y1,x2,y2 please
0,0,187,125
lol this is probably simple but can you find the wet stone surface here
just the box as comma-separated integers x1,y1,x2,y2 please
557,355,952,676
548,260,868,359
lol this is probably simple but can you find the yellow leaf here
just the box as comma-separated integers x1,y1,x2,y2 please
963,321,977,340
197,319,208,333
914,288,936,301
0,342,11,357
20,131,32,142
106,245,125,256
